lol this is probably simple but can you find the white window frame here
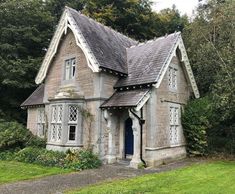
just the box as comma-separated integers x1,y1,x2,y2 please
67,104,79,142
37,108,45,137
64,58,76,80
169,103,181,145
50,104,63,142
168,65,177,91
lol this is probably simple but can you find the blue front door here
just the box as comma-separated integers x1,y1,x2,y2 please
125,118,133,156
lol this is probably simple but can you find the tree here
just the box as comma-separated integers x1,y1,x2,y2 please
183,0,235,120
0,0,54,122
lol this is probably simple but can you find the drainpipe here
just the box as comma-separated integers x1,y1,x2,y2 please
130,108,146,167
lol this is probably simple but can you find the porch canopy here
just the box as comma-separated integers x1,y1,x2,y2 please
100,88,150,110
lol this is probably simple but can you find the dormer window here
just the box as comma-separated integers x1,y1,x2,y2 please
64,58,76,80
168,66,177,90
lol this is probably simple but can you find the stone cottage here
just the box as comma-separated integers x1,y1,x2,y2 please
21,7,200,168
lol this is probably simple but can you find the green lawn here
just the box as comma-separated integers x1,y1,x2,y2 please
69,161,235,194
0,160,71,184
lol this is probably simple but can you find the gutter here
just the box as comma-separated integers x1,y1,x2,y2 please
130,108,146,167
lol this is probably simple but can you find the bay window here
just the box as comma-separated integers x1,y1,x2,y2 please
49,103,81,144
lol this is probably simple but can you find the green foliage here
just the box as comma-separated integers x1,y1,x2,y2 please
0,150,16,161
0,0,54,122
207,123,235,155
0,120,46,151
0,121,32,150
12,147,101,170
27,136,47,148
182,97,213,155
15,147,66,167
183,0,235,155
65,149,101,170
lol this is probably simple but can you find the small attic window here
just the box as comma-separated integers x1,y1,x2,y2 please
168,66,177,90
64,58,76,80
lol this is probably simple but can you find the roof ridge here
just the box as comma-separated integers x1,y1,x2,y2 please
65,6,137,44
127,32,181,49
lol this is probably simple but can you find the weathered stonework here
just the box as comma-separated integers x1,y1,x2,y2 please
27,108,38,135
23,9,199,169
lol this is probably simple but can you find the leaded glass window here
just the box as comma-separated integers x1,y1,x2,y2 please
37,108,45,137
168,66,177,90
68,105,79,141
169,105,180,145
50,105,63,142
69,105,78,123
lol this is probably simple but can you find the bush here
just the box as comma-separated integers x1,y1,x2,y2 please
182,97,213,156
65,149,101,170
13,147,101,170
0,121,32,151
0,150,16,160
0,121,46,151
15,147,66,167
207,123,235,155
27,136,47,148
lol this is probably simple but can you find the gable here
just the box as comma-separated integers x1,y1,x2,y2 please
115,33,199,98
45,29,95,99
35,7,136,84
154,36,200,98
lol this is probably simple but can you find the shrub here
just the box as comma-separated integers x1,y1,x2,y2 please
36,149,66,167
182,97,213,156
65,149,101,170
14,147,43,163
26,136,47,148
15,147,66,167
0,121,46,151
13,147,101,170
0,150,16,160
0,121,32,151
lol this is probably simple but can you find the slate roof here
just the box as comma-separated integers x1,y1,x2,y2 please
101,89,150,108
115,32,180,88
21,84,44,107
69,8,137,74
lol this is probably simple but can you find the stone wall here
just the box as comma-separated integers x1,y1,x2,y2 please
144,55,190,165
41,29,118,156
27,107,38,135
44,29,95,100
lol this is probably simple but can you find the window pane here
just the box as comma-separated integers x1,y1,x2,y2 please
57,124,62,141
72,59,76,78
69,105,78,122
168,67,172,87
174,107,179,125
51,124,56,141
57,105,63,123
69,125,76,140
64,58,76,80
169,107,174,125
52,106,57,123
37,124,44,137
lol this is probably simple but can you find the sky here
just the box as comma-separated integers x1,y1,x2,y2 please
151,0,205,16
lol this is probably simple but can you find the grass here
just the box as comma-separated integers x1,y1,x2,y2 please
68,161,235,194
0,160,72,184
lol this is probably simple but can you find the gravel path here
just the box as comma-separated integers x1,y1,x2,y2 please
0,158,202,194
